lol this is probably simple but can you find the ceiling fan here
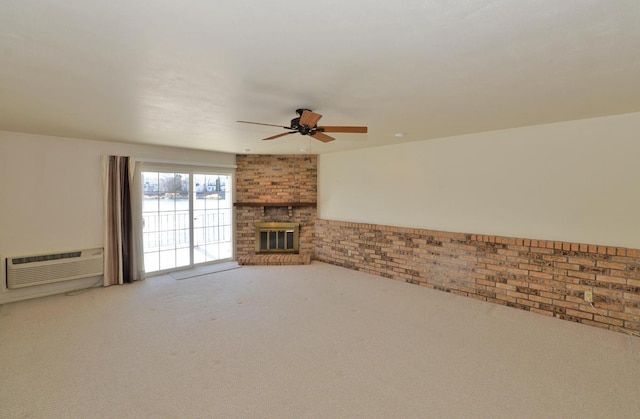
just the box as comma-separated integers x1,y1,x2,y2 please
237,109,367,143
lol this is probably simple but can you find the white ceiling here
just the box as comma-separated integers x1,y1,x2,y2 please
1,1,639,155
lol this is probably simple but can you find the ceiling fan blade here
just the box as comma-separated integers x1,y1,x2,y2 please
318,126,368,133
299,110,323,127
262,132,296,141
238,120,292,129
311,132,335,143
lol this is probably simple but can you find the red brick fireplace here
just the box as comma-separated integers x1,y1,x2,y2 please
235,154,316,265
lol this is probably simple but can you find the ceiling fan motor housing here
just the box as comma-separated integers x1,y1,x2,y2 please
293,108,317,134
290,117,301,129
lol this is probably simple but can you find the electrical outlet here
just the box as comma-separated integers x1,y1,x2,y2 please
584,290,593,303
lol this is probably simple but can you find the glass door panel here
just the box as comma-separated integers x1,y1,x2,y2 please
193,174,232,264
142,171,191,273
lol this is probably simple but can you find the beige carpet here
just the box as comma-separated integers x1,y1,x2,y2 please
1,262,639,418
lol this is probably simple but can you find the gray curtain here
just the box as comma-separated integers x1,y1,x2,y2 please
103,156,145,286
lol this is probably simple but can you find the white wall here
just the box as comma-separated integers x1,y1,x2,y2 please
319,112,640,249
0,131,235,257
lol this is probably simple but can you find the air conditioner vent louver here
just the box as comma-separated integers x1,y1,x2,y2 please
6,248,103,289
11,251,82,265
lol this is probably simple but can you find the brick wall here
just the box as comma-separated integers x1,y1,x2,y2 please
236,154,317,203
315,219,640,334
235,154,317,258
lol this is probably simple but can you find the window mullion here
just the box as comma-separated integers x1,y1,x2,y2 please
189,172,194,267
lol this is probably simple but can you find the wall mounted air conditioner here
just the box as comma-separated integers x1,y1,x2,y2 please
6,248,104,289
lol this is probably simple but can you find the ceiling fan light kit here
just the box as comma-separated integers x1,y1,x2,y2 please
238,109,367,143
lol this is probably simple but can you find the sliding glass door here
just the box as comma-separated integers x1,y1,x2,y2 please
142,170,233,274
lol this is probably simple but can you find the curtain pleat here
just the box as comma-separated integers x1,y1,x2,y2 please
103,156,145,286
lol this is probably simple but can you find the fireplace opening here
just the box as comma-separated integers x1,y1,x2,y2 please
255,222,299,253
